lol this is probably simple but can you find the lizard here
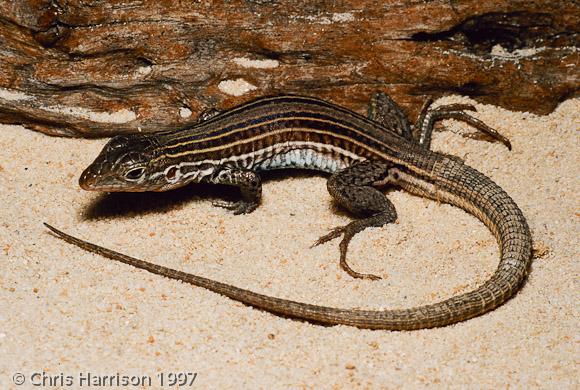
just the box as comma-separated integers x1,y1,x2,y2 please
45,93,532,330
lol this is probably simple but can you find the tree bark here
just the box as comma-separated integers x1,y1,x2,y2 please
0,0,578,137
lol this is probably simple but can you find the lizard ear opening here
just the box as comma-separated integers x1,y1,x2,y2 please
165,166,179,181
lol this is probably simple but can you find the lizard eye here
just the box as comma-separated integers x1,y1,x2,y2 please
124,167,145,181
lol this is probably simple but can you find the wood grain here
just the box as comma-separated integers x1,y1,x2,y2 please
0,0,577,137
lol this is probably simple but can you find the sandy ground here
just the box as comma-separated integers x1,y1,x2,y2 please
0,96,578,389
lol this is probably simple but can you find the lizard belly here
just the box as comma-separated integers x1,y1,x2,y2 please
249,141,363,173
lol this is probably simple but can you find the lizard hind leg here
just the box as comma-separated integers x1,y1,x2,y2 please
414,100,512,150
313,161,397,280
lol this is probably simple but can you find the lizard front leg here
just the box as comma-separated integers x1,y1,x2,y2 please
313,161,397,280
210,167,262,214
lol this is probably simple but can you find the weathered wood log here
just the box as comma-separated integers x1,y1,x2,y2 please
0,0,578,137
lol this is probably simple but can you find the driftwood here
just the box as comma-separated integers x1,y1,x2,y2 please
0,0,578,137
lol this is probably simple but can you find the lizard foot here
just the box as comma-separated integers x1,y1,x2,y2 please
312,221,381,281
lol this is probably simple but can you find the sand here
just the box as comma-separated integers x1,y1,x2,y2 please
0,96,578,389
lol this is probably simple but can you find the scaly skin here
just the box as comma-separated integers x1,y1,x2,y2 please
45,94,532,330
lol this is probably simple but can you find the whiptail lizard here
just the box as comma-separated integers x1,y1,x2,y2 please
45,93,532,330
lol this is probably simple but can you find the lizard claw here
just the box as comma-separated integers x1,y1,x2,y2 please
212,200,258,215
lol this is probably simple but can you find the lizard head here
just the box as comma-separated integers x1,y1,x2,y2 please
79,134,165,192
